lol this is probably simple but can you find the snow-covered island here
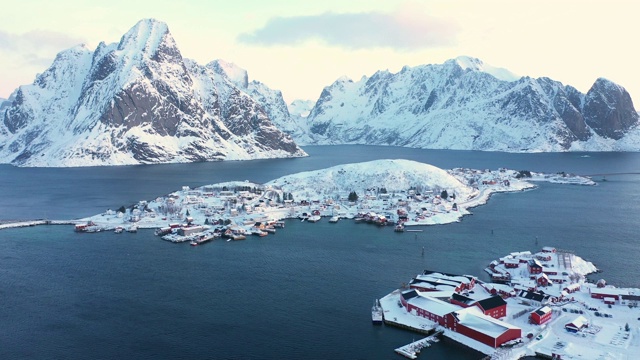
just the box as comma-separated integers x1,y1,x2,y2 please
66,159,594,242
379,247,640,360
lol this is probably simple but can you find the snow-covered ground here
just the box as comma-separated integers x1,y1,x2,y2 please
54,159,594,240
379,247,640,360
59,159,592,235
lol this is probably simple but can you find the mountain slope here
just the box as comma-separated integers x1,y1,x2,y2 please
0,19,306,167
265,158,475,201
301,56,639,151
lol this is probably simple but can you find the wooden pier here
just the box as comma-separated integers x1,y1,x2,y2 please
394,331,442,359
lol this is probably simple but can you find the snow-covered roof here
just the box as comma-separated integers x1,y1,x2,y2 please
454,306,520,338
408,291,460,317
566,315,588,329
533,306,552,316
591,287,628,296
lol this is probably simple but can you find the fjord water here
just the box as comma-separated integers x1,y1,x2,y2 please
1,146,639,359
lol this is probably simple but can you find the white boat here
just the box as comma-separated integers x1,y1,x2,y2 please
307,215,321,223
127,225,138,233
372,299,383,324
114,226,124,234
328,216,339,223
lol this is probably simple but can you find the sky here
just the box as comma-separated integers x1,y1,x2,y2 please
0,0,638,105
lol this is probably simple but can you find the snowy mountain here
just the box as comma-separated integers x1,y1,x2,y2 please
0,19,306,167
301,56,640,152
288,99,315,118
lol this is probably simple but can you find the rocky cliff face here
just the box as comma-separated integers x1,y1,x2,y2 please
0,19,306,167
300,57,639,151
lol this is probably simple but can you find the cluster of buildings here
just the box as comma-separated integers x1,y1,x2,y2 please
397,271,521,349
388,245,625,354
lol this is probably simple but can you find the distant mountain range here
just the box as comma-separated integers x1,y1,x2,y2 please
298,56,640,151
1,19,639,167
0,19,305,167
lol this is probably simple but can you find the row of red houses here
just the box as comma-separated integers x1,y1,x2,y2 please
400,289,521,348
403,271,524,348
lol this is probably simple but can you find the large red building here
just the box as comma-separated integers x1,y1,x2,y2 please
400,290,521,348
450,294,507,319
446,307,522,348
401,290,458,326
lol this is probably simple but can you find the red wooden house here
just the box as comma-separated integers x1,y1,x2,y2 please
527,259,543,275
475,296,507,319
530,306,552,325
536,273,550,287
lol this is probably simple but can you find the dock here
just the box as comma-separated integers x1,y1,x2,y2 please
394,332,442,359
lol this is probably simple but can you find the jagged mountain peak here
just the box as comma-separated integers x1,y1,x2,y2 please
450,56,521,82
117,18,170,53
0,19,306,167
298,56,638,151
208,59,248,89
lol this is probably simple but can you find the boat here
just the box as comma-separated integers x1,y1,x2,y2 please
154,227,172,236
328,216,339,223
252,229,268,237
127,225,138,233
372,299,383,324
114,226,124,234
394,224,405,232
307,215,321,223
190,240,198,246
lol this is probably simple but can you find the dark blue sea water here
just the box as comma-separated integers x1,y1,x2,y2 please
1,146,639,359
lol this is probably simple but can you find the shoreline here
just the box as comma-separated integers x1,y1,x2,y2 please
0,164,595,234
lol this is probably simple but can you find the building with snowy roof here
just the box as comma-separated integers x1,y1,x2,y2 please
527,259,543,275
565,315,588,333
446,307,521,348
450,294,507,319
518,290,551,306
400,290,460,326
410,270,476,293
530,306,553,325
590,287,628,303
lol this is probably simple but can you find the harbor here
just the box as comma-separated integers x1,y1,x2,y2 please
374,247,640,360
394,332,442,359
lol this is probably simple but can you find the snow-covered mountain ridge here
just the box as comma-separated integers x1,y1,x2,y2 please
0,19,306,167
299,56,640,152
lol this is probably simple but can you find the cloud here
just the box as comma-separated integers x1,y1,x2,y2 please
0,29,86,97
237,6,458,51
0,29,84,51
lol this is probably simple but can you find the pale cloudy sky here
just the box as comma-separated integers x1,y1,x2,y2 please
0,0,637,105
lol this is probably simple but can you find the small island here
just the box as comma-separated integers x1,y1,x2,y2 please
66,159,594,241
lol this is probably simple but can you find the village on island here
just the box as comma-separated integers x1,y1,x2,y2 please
7,159,637,359
379,246,640,360
69,159,593,244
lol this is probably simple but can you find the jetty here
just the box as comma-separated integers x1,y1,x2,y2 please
394,332,442,359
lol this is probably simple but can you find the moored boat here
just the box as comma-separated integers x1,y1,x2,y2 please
372,299,383,324
329,216,339,223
